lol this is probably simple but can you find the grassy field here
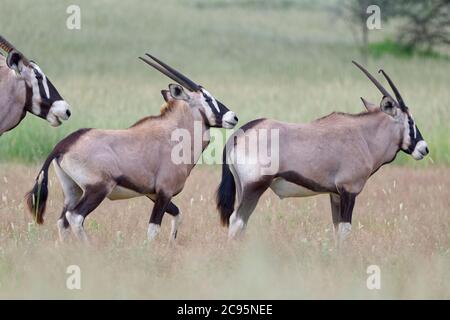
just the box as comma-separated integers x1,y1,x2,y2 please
0,164,449,299
0,0,449,299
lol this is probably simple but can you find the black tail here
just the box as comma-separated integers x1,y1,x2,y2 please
216,149,236,226
25,128,91,224
25,153,57,224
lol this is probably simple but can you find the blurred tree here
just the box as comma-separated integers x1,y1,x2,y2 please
333,0,394,63
395,0,450,52
335,0,450,59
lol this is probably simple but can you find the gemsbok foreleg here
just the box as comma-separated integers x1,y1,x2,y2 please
329,194,341,245
65,185,110,244
147,196,182,241
147,193,172,241
337,190,357,246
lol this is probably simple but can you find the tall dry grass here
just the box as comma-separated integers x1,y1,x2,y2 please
0,164,448,298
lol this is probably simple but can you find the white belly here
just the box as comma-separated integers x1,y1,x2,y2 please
270,178,319,199
107,186,145,200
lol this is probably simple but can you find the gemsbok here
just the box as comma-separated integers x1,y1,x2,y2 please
0,35,71,135
26,53,238,243
216,61,429,245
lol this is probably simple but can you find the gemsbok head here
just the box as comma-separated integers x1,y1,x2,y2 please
216,61,428,246
140,53,238,129
26,53,238,244
0,35,71,135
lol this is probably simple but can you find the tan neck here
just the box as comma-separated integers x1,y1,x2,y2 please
358,111,402,172
0,68,28,133
132,101,211,171
174,105,211,170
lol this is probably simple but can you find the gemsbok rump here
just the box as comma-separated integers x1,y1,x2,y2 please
26,53,238,243
0,35,71,135
216,61,429,244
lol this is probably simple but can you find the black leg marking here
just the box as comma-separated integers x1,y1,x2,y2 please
71,185,108,220
339,190,357,223
149,193,171,226
165,201,180,217
147,196,180,217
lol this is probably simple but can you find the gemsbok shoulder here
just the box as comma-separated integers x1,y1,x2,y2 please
216,61,429,245
0,35,71,135
26,53,238,243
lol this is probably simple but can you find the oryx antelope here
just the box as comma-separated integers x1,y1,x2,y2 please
26,53,238,243
0,36,71,135
216,61,429,244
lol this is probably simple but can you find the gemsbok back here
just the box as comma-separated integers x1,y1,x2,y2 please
216,61,429,245
26,53,238,243
0,35,71,135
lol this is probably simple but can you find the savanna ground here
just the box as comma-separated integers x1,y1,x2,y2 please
0,0,449,299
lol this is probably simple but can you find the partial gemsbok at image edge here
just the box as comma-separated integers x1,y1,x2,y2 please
26,53,238,243
217,61,429,245
0,35,71,135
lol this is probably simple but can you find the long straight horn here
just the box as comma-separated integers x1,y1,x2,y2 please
378,69,406,108
352,60,393,100
139,56,184,85
144,53,200,91
0,35,14,53
139,56,197,91
0,35,30,66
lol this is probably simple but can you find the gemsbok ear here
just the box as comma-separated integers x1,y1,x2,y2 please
168,83,189,101
380,96,398,117
161,89,170,102
6,50,25,73
360,97,378,112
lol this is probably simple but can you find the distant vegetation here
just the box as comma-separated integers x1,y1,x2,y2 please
368,39,449,59
334,0,450,61
0,0,448,166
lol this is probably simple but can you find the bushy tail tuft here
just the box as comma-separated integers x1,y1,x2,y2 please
216,149,236,226
25,155,55,224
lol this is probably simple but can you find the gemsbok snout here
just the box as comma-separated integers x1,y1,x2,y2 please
216,61,428,245
0,35,71,135
26,53,238,243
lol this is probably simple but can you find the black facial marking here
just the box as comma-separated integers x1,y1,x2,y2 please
405,115,418,154
32,68,64,118
202,92,220,115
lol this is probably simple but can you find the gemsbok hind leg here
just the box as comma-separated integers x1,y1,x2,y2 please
229,182,269,239
65,185,110,244
53,161,83,242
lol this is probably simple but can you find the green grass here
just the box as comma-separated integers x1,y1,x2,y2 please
0,0,449,167
368,39,449,60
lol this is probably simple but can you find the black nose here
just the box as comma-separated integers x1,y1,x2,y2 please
425,147,429,154
66,110,71,117
234,115,238,122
